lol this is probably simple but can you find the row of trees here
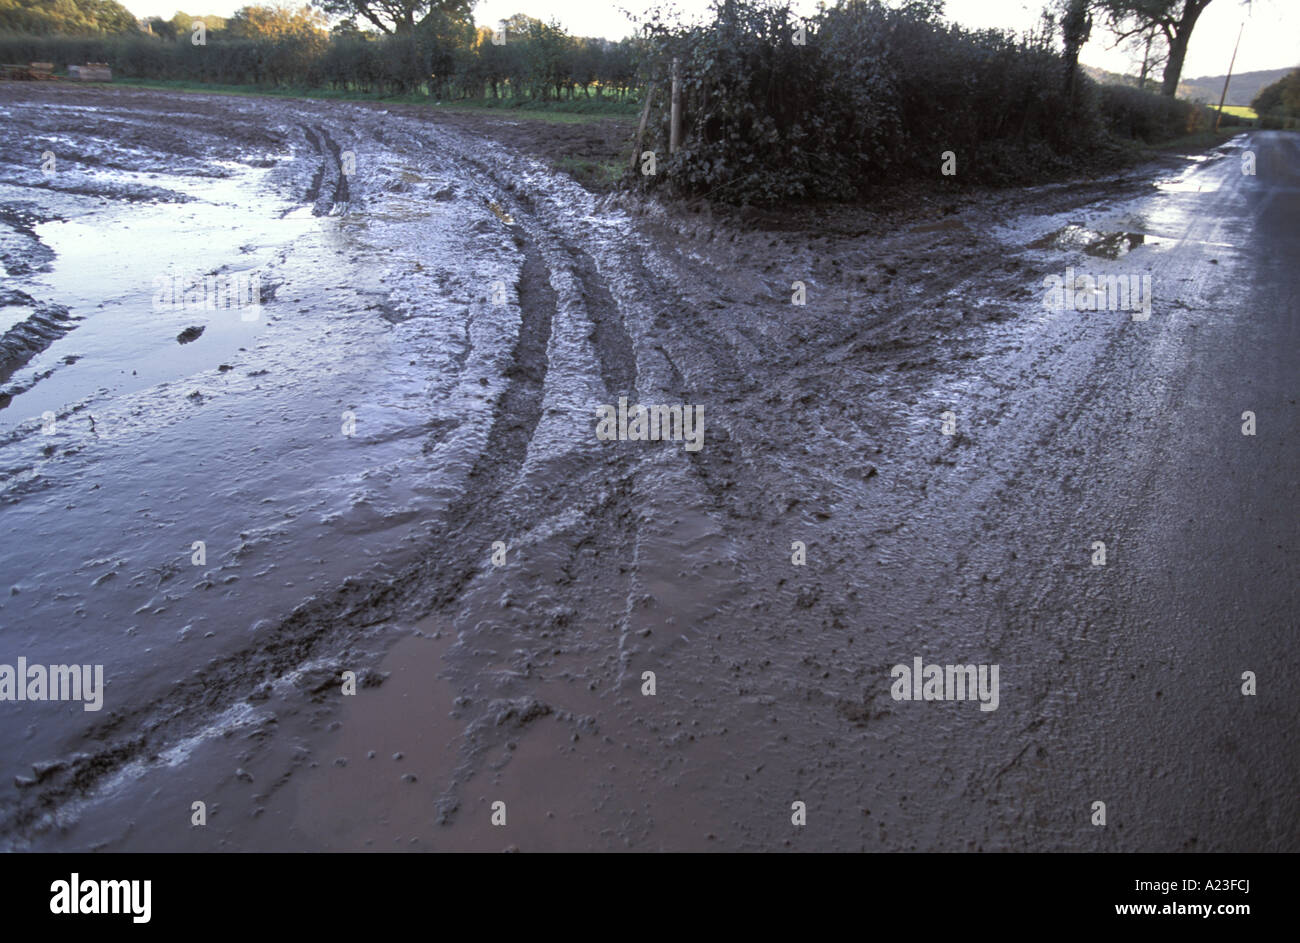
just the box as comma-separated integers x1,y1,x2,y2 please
140,7,328,40
311,17,640,98
0,0,641,102
0,0,138,35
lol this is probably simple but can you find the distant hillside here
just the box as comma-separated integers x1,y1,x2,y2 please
1080,64,1296,106
1081,64,1142,88
1179,67,1296,106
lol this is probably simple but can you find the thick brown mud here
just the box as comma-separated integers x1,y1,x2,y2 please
0,84,1294,852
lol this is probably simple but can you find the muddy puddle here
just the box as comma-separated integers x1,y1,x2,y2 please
1027,224,1146,258
2,165,310,425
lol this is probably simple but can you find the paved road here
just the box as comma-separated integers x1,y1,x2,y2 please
1057,131,1298,849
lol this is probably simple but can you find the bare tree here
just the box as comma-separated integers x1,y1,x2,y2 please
1131,23,1168,90
1098,0,1218,97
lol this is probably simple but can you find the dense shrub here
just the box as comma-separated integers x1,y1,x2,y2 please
1251,68,1300,129
635,0,1227,204
1097,83,1198,142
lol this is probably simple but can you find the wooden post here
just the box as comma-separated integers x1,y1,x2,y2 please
631,82,655,172
670,58,682,154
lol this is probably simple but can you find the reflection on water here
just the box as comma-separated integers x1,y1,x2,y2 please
1027,224,1146,259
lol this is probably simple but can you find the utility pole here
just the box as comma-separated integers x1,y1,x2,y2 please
1214,22,1244,131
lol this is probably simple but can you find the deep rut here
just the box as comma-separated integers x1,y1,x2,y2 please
300,124,350,215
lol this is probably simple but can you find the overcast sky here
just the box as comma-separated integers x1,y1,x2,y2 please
120,0,1298,79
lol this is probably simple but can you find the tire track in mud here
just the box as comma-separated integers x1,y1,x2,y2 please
384,115,641,610
0,122,628,842
565,242,637,400
299,124,350,215
2,103,744,844
445,142,788,788
436,136,640,401
612,246,756,519
401,135,708,815
0,290,75,401
418,221,559,610
319,127,351,208
300,125,325,206
3,104,766,843
574,229,786,539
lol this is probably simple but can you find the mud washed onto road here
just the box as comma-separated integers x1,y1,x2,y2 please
0,85,1295,851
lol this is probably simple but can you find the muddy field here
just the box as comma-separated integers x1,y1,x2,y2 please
0,84,1295,852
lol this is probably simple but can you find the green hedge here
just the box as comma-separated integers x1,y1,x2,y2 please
634,0,1231,204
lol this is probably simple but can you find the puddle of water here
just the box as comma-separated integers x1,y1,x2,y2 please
0,304,36,334
1027,224,1145,259
1155,176,1222,194
2,163,315,424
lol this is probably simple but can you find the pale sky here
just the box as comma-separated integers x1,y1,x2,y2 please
120,0,1299,79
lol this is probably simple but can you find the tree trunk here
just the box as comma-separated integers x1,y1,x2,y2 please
1060,0,1091,103
1160,0,1209,98
1138,27,1153,91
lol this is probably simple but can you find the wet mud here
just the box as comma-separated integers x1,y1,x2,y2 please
0,84,1295,852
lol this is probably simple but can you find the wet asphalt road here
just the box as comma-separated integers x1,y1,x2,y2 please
0,86,1295,851
944,130,1299,851
1080,130,1298,849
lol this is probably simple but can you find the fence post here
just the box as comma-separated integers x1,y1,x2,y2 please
670,57,682,154
631,82,656,172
